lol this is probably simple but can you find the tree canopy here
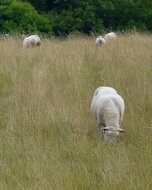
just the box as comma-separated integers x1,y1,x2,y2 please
0,0,152,36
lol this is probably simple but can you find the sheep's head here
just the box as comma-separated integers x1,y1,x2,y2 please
96,36,105,45
102,126,124,143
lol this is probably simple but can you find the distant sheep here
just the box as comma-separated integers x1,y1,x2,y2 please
91,86,125,143
0,33,10,40
104,32,117,41
23,35,41,48
96,36,106,46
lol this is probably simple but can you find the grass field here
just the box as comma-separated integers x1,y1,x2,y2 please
0,33,152,190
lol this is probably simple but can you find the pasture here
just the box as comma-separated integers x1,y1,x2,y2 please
0,33,152,190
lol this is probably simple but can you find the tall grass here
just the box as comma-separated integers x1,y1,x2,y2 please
0,33,152,190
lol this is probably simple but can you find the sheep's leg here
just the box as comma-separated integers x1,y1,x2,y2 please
98,123,105,139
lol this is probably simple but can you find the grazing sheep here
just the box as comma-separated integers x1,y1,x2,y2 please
96,36,106,46
91,86,125,143
23,35,41,48
104,32,117,41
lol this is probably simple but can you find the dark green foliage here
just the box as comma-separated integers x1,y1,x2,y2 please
0,0,152,36
0,0,51,34
99,0,152,31
0,0,12,30
0,0,12,5
47,0,104,36
23,0,48,12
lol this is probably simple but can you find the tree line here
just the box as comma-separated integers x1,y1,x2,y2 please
0,0,152,36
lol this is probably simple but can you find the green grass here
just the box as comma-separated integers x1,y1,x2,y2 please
0,33,152,190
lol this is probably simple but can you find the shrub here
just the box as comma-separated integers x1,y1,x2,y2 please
1,0,51,34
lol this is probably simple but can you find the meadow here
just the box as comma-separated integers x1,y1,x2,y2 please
0,33,152,190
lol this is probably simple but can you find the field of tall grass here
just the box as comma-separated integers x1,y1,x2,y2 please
0,33,152,190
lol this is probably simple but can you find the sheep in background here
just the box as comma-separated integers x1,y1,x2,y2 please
0,33,10,40
23,35,41,48
104,32,117,41
91,86,125,143
96,36,106,46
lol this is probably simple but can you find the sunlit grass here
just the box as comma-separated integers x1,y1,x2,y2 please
0,33,152,190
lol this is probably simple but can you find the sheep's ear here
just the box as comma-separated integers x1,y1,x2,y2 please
118,128,124,132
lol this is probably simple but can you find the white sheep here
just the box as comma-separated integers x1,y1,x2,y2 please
96,36,106,46
104,32,117,41
91,86,125,143
23,34,41,48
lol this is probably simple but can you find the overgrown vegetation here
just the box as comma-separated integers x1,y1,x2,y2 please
0,33,152,189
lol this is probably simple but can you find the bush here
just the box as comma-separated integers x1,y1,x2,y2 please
1,0,52,35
